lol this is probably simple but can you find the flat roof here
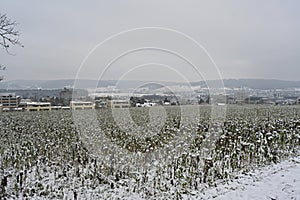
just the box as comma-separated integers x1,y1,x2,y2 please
26,102,51,105
109,100,129,102
0,93,16,97
70,101,93,104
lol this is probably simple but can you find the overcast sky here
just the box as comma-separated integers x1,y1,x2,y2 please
1,0,300,82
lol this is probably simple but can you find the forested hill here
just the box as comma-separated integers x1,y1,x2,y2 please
0,79,299,90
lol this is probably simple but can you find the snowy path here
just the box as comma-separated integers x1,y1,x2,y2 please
193,155,300,200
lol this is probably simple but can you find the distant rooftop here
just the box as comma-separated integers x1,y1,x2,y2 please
0,92,16,97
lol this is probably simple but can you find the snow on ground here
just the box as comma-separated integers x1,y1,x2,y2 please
191,155,300,200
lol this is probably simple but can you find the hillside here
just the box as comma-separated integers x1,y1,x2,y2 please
0,79,299,90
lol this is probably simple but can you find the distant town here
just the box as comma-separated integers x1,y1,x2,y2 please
0,82,300,112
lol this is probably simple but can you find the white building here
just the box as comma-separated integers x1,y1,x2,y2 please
70,101,94,110
0,93,20,111
107,100,130,108
25,102,52,111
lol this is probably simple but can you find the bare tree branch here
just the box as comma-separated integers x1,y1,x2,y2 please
0,13,23,81
0,65,4,81
0,13,23,54
0,65,6,70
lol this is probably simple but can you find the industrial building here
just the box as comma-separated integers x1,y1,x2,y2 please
25,102,52,111
107,100,130,108
70,101,94,110
0,93,21,111
59,87,89,106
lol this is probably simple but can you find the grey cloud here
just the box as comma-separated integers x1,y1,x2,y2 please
1,0,299,81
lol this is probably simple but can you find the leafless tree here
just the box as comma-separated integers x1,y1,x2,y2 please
0,67,3,81
0,13,23,52
0,13,23,81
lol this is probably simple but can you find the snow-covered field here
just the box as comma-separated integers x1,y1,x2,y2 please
0,106,299,199
194,155,300,200
99,154,300,200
